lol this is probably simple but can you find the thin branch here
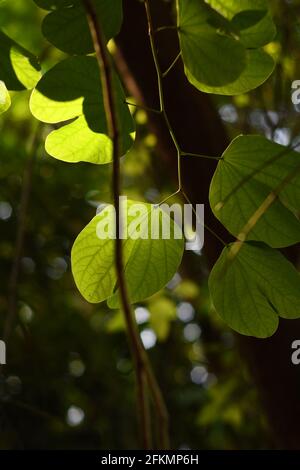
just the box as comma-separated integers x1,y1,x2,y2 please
162,51,182,78
182,190,227,247
157,188,181,206
155,25,178,34
125,100,162,115
157,187,227,246
84,0,169,449
181,151,222,161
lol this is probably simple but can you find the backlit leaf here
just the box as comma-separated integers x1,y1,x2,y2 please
30,56,134,164
0,80,11,114
34,0,122,54
209,135,300,247
71,201,184,306
177,0,275,95
205,0,276,47
0,31,41,90
185,49,274,95
209,242,300,337
177,0,246,89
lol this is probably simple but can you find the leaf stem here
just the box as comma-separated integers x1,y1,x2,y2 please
162,51,182,77
125,100,162,115
84,0,169,450
182,190,227,247
181,151,222,161
155,25,178,33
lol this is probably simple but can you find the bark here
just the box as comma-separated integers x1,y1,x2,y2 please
116,0,300,449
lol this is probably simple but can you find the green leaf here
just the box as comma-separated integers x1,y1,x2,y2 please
30,56,134,164
177,0,275,95
0,31,41,90
205,0,276,47
205,0,268,18
231,10,276,48
0,80,11,114
177,0,247,89
34,0,73,8
209,135,300,248
185,49,274,96
71,201,184,306
34,0,122,54
209,242,300,338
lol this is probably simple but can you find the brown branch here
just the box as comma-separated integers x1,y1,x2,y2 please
83,0,169,449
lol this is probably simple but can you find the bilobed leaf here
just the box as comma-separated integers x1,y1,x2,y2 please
0,81,11,114
209,135,300,247
177,0,275,95
177,0,246,89
205,0,276,47
209,242,300,338
205,0,267,18
71,201,184,306
231,10,276,48
0,31,41,90
186,49,274,96
30,56,134,164
34,0,122,54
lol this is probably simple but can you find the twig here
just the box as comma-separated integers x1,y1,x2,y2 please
181,151,222,161
182,190,227,247
155,25,178,33
162,51,182,78
125,100,161,114
84,0,170,449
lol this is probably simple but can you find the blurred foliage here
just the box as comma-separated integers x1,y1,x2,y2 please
1,0,300,450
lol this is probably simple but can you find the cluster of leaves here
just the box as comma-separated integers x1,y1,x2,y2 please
178,0,300,338
178,0,276,95
209,136,300,337
1,0,300,340
1,83,270,449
